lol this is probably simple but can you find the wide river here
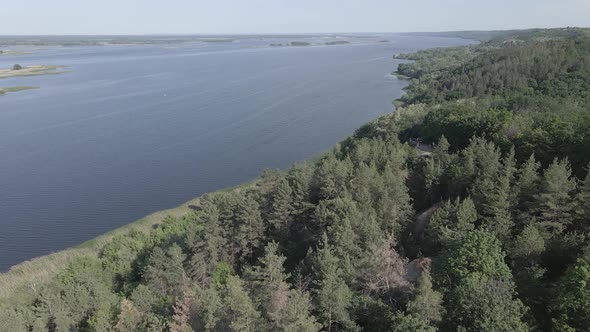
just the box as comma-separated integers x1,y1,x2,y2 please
0,34,472,270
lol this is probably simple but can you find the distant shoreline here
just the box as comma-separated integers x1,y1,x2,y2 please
0,86,38,96
0,65,65,79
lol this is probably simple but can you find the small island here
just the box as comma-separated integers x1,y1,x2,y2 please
325,40,350,45
0,64,65,79
0,86,39,96
289,41,311,46
0,49,30,56
268,41,312,48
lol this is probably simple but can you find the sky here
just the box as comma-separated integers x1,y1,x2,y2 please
3,0,589,35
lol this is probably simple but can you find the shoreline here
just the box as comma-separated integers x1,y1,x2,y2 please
0,178,258,298
0,65,65,79
0,86,38,96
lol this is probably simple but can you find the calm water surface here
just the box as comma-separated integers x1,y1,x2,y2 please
0,34,473,270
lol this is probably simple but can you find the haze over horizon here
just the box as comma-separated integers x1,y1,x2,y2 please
3,0,589,35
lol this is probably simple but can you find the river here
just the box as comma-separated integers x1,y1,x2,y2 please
0,34,473,270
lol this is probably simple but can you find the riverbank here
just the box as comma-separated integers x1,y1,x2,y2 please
0,65,64,79
0,179,258,299
0,50,30,56
0,86,38,96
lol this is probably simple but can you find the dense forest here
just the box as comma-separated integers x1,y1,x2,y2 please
1,28,590,331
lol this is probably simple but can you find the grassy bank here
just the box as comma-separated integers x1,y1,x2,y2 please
0,65,64,79
0,196,201,299
0,50,30,56
0,86,38,96
0,178,260,300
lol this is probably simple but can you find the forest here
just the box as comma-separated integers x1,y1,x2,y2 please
1,27,590,331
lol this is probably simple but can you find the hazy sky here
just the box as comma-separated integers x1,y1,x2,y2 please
4,0,589,35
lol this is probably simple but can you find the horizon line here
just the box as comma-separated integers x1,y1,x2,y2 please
1,27,587,37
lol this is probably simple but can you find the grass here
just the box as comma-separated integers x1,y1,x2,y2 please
0,65,64,79
0,86,38,96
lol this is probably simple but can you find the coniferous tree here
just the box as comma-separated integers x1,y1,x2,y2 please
406,270,444,326
187,201,227,286
233,194,266,264
509,224,548,329
266,177,294,242
287,163,314,215
514,154,541,227
534,158,577,236
246,242,320,331
143,244,186,300
426,197,477,250
573,163,590,233
313,234,358,331
218,275,266,332
115,299,144,332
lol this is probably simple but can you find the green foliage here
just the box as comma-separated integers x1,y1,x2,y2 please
217,275,266,332
426,197,477,249
552,258,590,331
443,275,528,332
438,229,511,288
143,244,186,300
534,158,577,236
406,271,444,325
313,234,358,331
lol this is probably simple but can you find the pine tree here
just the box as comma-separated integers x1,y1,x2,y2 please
509,224,548,329
115,299,143,332
266,177,294,242
218,275,266,332
421,135,453,206
143,244,186,300
514,154,541,227
233,194,266,263
377,165,414,236
313,234,358,331
314,154,353,200
187,201,227,286
481,149,516,242
246,242,320,331
406,270,444,326
287,163,314,215
426,197,477,248
534,158,577,236
573,162,590,233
